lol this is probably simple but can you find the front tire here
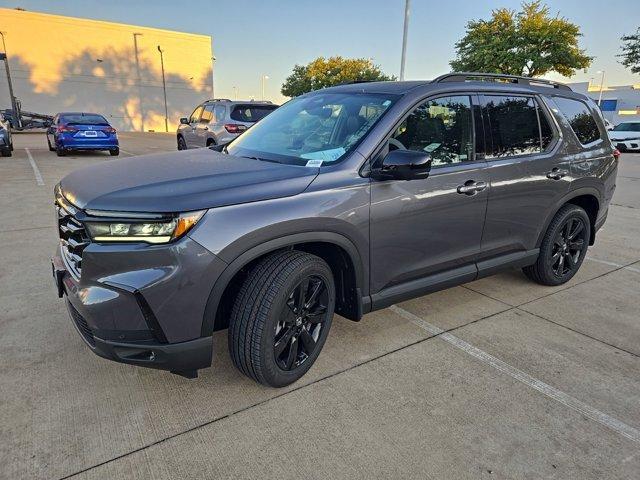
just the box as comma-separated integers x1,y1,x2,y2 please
177,135,187,150
228,250,335,387
523,204,591,286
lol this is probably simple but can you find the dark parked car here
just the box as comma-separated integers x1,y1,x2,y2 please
0,112,13,157
47,112,119,157
52,73,618,387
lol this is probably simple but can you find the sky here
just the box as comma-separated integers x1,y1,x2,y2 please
1,0,639,103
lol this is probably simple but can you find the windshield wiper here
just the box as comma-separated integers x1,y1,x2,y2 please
242,155,281,164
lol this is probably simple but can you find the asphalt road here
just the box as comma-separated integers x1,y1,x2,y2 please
1,132,639,479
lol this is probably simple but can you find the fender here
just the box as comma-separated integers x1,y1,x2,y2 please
535,186,602,248
200,231,366,336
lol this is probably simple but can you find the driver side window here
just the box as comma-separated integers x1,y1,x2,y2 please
391,95,473,167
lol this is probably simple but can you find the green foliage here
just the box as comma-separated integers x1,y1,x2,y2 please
619,28,640,74
281,56,395,97
450,1,592,77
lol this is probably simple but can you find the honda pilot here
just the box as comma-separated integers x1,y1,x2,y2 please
52,73,618,387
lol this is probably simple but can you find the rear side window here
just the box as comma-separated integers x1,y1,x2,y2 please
200,104,214,123
483,96,543,157
230,105,278,123
552,97,601,145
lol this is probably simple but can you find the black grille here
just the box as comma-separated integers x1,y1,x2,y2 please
56,201,90,277
68,301,95,347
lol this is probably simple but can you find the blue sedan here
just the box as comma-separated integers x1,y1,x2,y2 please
47,112,119,157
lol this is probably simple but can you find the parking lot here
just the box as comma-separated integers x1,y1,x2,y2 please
1,132,639,479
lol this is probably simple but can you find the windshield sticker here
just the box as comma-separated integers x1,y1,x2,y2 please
301,147,346,163
422,143,441,152
305,159,324,168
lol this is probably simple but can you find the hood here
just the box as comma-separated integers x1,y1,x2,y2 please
60,148,319,213
608,131,640,140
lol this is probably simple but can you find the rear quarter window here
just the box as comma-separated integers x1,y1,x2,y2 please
552,97,601,145
230,105,278,123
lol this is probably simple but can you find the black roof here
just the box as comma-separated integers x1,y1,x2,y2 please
320,81,428,95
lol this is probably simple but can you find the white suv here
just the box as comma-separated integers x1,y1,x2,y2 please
177,99,278,149
609,120,640,152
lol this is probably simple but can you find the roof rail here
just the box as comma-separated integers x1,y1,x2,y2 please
204,98,232,103
432,72,572,91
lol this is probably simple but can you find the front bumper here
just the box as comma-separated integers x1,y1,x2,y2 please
52,232,226,376
614,140,640,151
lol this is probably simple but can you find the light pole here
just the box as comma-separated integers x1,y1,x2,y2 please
0,31,20,129
232,86,238,100
211,55,216,99
133,33,144,132
399,0,411,81
261,74,269,101
597,70,606,107
157,45,168,132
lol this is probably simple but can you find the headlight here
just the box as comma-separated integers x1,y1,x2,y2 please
85,210,205,244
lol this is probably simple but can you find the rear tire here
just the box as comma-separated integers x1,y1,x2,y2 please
228,250,335,387
56,146,66,157
523,204,591,286
110,147,119,156
1,147,11,157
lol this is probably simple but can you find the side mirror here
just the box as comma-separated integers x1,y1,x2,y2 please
179,117,189,125
372,149,432,181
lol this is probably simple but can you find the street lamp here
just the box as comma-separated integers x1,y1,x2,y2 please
597,70,606,107
232,86,238,100
0,31,20,129
157,45,168,133
399,0,411,81
261,74,269,101
211,55,217,99
133,32,144,132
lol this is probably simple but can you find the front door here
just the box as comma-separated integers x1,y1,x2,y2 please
370,94,488,297
183,106,203,148
195,104,215,147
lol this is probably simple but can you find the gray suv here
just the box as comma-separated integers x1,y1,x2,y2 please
176,99,278,149
52,73,618,387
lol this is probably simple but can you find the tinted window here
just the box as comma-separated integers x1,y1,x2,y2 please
538,103,554,150
612,122,640,132
60,114,108,125
390,95,473,167
484,96,541,157
230,105,278,123
553,97,601,145
200,104,214,123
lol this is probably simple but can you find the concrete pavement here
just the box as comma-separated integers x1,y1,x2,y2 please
1,132,638,479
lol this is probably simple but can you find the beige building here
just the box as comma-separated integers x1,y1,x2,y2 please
0,8,213,131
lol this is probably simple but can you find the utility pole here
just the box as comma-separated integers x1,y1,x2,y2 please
133,33,144,132
157,45,168,133
261,74,269,101
597,70,606,107
211,55,216,99
0,31,20,129
399,0,411,81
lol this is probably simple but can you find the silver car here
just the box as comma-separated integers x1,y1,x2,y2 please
177,99,278,149
0,112,13,157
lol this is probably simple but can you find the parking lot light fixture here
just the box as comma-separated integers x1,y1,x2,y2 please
597,70,605,106
261,74,269,101
157,45,168,133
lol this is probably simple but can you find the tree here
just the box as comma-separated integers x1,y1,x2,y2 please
619,28,640,74
281,56,394,97
450,1,592,77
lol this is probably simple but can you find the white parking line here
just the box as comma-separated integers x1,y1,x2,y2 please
586,256,640,274
389,304,640,444
25,148,44,186
119,148,136,156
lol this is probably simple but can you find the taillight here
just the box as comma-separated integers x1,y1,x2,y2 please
224,124,247,134
613,148,621,160
104,126,116,134
57,125,77,133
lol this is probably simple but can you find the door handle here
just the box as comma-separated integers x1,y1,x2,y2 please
457,180,486,195
546,167,568,180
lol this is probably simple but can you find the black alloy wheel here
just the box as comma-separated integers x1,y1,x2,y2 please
550,217,587,277
274,275,329,371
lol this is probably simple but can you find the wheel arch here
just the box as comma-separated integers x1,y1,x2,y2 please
536,187,601,248
201,232,365,336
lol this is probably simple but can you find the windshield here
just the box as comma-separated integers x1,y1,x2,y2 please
612,122,640,132
230,104,278,122
61,114,109,125
227,93,397,166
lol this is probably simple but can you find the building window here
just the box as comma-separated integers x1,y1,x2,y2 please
599,99,617,112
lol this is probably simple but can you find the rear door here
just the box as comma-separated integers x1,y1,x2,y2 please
370,94,488,296
478,93,567,266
